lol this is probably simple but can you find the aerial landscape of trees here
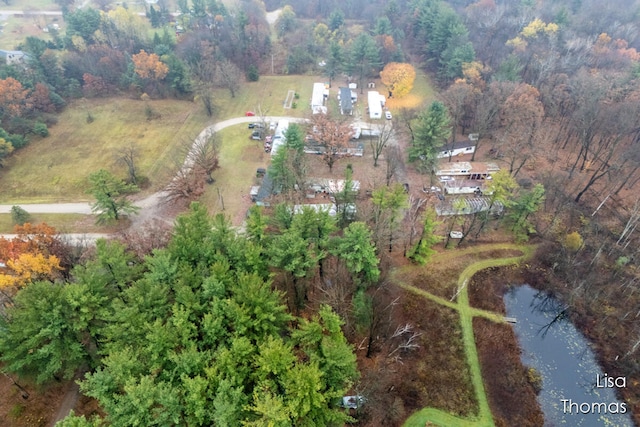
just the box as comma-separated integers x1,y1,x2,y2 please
1,0,640,425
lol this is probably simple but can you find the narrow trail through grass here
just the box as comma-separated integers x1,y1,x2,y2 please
398,243,536,427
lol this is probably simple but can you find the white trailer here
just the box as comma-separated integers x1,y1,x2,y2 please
311,83,327,114
271,120,289,156
368,91,382,119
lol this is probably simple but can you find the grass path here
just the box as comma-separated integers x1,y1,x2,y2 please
397,243,536,427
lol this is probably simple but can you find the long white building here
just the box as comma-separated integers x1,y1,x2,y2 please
368,91,382,119
311,83,327,114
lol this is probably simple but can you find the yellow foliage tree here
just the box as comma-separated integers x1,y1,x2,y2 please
461,61,488,89
380,62,416,98
562,232,584,253
132,50,169,81
0,252,62,290
520,18,558,38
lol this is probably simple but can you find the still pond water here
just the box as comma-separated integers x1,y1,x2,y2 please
503,285,634,427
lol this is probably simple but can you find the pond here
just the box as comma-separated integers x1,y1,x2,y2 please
504,285,634,427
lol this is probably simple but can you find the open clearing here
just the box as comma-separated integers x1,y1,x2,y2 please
212,75,322,120
0,98,211,203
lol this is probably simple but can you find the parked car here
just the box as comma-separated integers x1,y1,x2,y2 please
265,135,273,143
245,111,255,116
385,110,392,120
248,123,255,129
269,122,276,131
450,231,463,239
251,131,261,140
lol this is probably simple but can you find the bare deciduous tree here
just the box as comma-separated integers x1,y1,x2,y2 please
115,143,139,186
369,120,394,167
215,59,242,98
309,114,353,172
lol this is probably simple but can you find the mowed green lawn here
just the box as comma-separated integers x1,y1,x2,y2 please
213,74,324,120
199,124,269,224
0,98,212,203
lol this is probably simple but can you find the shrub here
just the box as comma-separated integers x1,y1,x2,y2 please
247,65,259,81
145,104,161,120
86,112,95,123
9,404,25,420
11,206,31,225
7,133,27,149
33,122,49,137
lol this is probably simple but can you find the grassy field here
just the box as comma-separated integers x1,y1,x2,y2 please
0,13,58,48
212,74,323,120
0,213,109,233
198,124,269,223
386,70,437,111
0,98,211,203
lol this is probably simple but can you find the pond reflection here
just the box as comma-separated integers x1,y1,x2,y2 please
504,285,633,427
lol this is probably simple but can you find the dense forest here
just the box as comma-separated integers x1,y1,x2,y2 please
0,0,640,425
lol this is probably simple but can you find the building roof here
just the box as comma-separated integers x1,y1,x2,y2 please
308,178,360,193
440,140,476,151
339,87,352,113
435,161,500,176
435,197,504,216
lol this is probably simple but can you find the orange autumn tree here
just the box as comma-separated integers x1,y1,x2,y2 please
380,62,416,98
0,77,30,125
132,49,169,81
0,223,63,293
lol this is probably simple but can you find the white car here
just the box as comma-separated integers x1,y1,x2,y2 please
385,110,392,120
449,231,464,239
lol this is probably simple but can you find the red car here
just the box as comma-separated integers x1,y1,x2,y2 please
245,111,255,116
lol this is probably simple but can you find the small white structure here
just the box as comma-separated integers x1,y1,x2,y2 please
437,140,477,158
311,82,327,114
368,91,383,119
250,186,260,201
342,395,366,409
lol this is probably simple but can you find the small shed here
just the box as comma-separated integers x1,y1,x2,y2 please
250,186,260,202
